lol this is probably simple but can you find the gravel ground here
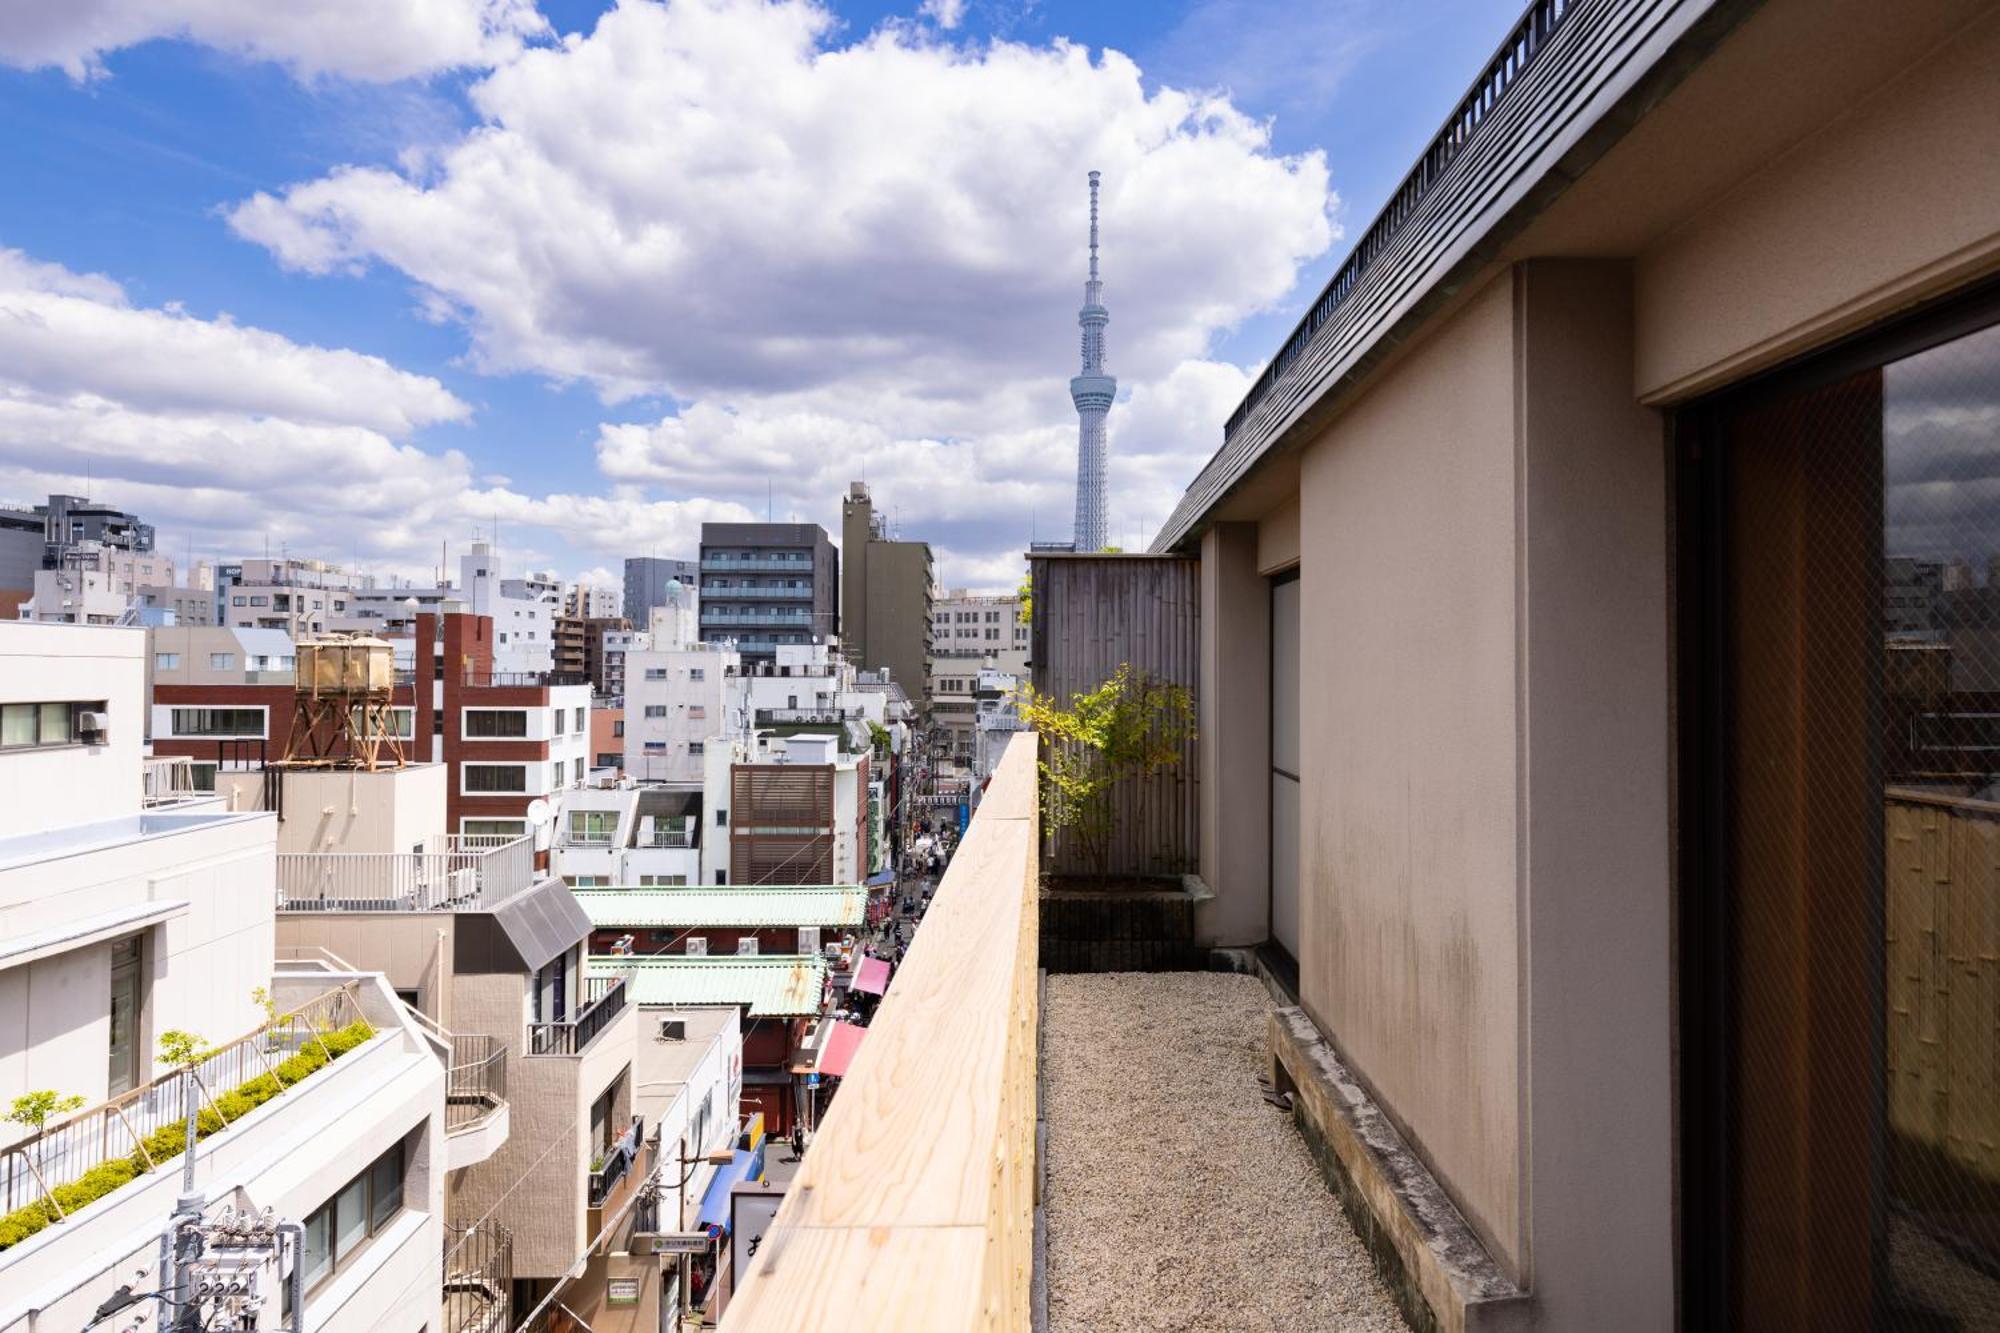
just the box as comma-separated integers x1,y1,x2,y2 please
1043,972,1407,1333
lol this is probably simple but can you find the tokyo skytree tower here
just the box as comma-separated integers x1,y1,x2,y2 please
1069,170,1114,553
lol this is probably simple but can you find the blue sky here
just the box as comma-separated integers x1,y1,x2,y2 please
0,0,1520,590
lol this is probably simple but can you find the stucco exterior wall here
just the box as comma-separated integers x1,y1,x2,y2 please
1293,272,1524,1271
1635,3,2000,401
1196,523,1268,947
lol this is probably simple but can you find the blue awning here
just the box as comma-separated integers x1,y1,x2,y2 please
696,1147,765,1232
866,869,895,887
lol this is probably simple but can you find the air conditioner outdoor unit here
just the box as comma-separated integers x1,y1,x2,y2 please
686,937,707,956
737,938,759,956
78,710,110,740
658,1018,686,1042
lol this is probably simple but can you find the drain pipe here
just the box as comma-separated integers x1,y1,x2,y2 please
276,1219,308,1332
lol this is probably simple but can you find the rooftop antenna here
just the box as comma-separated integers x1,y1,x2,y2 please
767,479,774,523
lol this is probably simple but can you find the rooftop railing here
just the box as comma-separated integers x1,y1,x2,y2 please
755,708,857,726
0,983,370,1219
721,733,1037,1330
1221,0,1575,444
461,669,591,688
276,835,535,912
529,977,628,1057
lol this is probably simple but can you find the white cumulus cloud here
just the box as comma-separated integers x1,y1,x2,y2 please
0,0,547,83
218,0,1336,579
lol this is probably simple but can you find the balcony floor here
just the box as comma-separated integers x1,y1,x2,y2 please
1042,972,1405,1333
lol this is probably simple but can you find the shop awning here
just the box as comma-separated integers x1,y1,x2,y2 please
851,956,891,996
865,869,895,888
697,1148,763,1232
817,1021,867,1078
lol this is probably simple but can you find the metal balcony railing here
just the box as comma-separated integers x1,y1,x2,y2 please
461,669,591,688
756,707,857,726
447,1034,509,1131
702,610,814,625
700,557,813,573
701,584,812,599
0,983,371,1218
528,977,627,1056
276,835,535,912
587,1115,645,1208
643,828,693,848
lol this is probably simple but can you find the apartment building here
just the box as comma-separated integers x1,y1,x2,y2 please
1006,0,2000,1327
154,614,589,836
839,482,933,716
266,759,633,1320
623,555,699,627
930,587,1028,677
563,581,620,620
549,784,702,887
408,612,591,839
698,522,837,663
343,543,560,675
216,557,366,638
514,1004,743,1331
0,622,450,1333
554,613,631,693
703,732,870,887
623,641,744,787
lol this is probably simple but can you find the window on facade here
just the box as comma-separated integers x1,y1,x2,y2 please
463,819,526,839
1,701,91,749
463,710,529,738
613,720,625,737
169,707,262,737
155,652,179,670
231,595,246,607
295,1145,404,1299
464,765,528,793
573,757,584,783
644,741,665,752
688,741,705,756
351,705,414,739
690,668,705,681
567,875,610,888
209,653,236,670
644,705,667,718
688,706,706,720
638,874,688,887
574,706,586,731
645,667,668,680
248,595,268,607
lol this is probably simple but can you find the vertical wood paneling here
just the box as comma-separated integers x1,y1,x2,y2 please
1028,555,1200,878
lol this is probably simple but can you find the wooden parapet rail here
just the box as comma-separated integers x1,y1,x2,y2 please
722,732,1039,1331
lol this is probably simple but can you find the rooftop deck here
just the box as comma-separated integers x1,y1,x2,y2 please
1043,972,1402,1332
718,733,1399,1331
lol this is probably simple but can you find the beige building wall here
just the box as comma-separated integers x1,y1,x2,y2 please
221,763,447,853
1293,272,1524,1267
1634,1,2000,403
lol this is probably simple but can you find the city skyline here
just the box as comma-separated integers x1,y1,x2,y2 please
0,0,1521,591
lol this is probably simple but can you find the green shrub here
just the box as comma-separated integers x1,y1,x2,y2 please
0,1020,374,1252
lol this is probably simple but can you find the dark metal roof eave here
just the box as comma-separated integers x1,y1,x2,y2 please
1151,0,1763,556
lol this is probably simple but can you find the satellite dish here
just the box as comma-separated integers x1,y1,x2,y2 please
525,798,553,827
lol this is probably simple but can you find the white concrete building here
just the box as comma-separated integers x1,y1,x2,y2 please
930,588,1028,679
624,643,745,787
0,623,449,1333
550,784,703,888
18,567,125,625
216,557,367,638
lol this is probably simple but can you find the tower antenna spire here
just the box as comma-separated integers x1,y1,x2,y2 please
1069,170,1113,551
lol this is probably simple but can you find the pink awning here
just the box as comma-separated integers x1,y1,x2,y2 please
851,956,891,996
817,1020,867,1078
